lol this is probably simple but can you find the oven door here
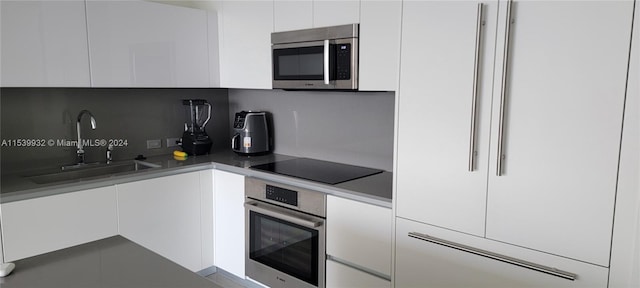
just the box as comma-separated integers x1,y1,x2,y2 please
245,200,326,288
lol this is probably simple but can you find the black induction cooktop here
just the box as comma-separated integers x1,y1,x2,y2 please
250,158,383,185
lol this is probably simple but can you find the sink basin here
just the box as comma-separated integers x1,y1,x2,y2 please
27,160,161,184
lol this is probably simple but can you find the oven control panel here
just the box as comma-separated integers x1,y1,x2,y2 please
266,185,298,207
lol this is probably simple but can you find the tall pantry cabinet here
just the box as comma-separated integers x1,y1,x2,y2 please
395,0,635,285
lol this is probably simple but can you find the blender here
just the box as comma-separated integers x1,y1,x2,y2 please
181,99,213,155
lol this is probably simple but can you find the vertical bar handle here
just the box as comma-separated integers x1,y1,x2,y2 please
469,3,484,172
497,0,514,176
324,40,330,85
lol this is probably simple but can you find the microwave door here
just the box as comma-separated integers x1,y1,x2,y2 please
272,41,335,89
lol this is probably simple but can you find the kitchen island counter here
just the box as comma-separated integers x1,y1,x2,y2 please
0,236,222,288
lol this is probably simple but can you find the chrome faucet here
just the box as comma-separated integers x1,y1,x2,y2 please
76,110,97,164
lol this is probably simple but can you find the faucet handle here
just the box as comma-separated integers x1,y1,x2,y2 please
106,144,114,163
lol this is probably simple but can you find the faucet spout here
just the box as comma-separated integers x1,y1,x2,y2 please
76,110,97,164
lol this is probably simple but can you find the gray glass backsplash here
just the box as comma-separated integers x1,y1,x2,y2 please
1,87,394,174
1,88,229,174
228,89,395,171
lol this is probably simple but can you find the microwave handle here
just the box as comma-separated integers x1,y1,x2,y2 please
324,39,330,85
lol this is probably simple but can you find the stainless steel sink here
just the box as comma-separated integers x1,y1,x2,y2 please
27,160,161,184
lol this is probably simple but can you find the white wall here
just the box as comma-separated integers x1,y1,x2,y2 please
609,2,640,286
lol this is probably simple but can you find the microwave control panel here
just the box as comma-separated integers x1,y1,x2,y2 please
266,185,298,207
336,44,351,80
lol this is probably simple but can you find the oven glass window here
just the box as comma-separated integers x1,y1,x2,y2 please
249,211,319,286
273,46,325,80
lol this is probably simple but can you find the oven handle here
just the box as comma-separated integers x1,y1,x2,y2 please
245,201,323,229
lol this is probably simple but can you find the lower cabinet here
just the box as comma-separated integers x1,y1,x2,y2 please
0,186,118,262
326,195,392,287
326,259,390,288
395,217,609,287
213,169,245,278
116,171,213,272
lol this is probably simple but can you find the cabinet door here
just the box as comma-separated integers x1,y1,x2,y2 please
213,170,245,278
218,1,273,89
486,1,634,266
326,195,391,276
396,1,497,236
1,187,117,262
200,170,215,269
86,0,209,87
313,0,359,27
358,0,401,91
117,172,203,272
0,1,90,87
274,0,312,32
396,217,609,288
326,259,390,288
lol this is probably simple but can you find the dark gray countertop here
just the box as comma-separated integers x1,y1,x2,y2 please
1,150,392,207
0,236,222,288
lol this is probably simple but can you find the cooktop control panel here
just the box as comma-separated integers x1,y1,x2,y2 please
266,185,298,207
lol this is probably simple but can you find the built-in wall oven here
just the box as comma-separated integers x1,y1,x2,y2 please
245,177,326,288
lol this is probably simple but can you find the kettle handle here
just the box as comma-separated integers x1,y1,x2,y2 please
231,133,239,150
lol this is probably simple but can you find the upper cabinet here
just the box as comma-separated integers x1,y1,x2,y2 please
216,0,273,89
271,0,399,91
396,0,634,267
0,0,91,87
85,0,210,87
274,0,313,32
313,0,359,27
358,0,401,91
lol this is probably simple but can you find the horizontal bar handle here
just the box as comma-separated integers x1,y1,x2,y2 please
408,232,577,281
326,255,391,282
245,201,323,229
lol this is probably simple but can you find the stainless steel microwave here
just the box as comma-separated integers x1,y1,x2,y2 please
271,24,359,90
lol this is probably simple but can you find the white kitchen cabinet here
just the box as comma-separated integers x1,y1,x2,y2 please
312,0,360,28
395,0,633,266
484,0,633,266
213,170,245,278
217,0,273,89
86,0,209,87
117,172,205,272
0,0,90,87
357,0,401,92
274,0,313,32
396,1,498,237
1,186,118,262
200,170,215,269
208,12,221,88
395,217,609,287
326,260,390,288
326,195,392,277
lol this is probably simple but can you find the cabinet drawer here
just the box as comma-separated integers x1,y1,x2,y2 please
326,195,392,276
396,217,609,287
326,259,390,288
